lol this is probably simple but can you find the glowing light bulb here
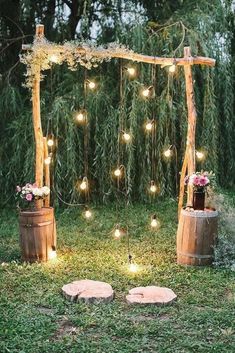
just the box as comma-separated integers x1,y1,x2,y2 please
169,64,176,73
123,132,131,142
145,121,153,131
80,178,88,191
48,250,57,260
129,263,138,273
142,88,150,97
196,151,204,160
127,67,136,76
114,168,121,177
75,109,87,124
151,215,159,229
49,54,59,63
47,139,54,147
84,209,92,219
114,228,121,238
44,156,51,165
164,149,172,158
88,81,96,89
150,181,157,193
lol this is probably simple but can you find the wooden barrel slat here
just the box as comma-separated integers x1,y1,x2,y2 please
19,207,56,263
177,209,218,266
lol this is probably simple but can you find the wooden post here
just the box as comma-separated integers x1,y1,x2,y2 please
43,137,50,207
183,46,197,207
32,24,44,208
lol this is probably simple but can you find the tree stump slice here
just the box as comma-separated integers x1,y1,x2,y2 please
126,286,177,305
62,280,114,304
177,209,218,266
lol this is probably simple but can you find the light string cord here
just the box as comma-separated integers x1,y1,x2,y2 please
83,68,90,204
151,64,157,182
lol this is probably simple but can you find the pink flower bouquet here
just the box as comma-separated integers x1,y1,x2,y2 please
16,183,50,202
184,171,214,191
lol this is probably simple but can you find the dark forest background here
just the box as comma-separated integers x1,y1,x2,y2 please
0,0,234,206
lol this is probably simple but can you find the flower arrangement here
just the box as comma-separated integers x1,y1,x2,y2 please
184,171,214,191
16,183,50,202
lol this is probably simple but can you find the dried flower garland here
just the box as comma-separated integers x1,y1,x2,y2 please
20,36,133,88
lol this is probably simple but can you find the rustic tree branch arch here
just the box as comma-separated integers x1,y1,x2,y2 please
22,24,215,212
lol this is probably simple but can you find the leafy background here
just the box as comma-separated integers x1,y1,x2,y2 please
0,0,234,206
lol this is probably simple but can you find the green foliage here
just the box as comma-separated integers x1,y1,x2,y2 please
0,1,234,205
0,201,234,353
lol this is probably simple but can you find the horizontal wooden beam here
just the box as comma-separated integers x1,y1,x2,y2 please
22,44,215,67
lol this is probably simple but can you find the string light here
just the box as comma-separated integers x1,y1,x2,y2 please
48,246,57,260
142,88,150,97
163,148,172,158
145,120,154,132
126,67,136,76
87,80,96,89
84,207,92,219
113,224,122,238
80,177,88,191
44,156,51,165
129,263,138,273
122,132,131,143
149,180,157,193
49,54,59,63
114,166,124,178
150,214,160,229
48,250,57,260
47,138,54,147
75,109,87,124
169,59,177,73
169,64,176,73
196,150,205,161
141,85,154,98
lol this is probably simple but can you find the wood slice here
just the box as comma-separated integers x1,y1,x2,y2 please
177,209,218,266
19,207,56,262
126,286,177,305
62,280,114,304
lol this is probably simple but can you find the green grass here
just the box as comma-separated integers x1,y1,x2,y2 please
0,200,234,353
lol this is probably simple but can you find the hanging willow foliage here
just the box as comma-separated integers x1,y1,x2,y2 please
0,18,234,207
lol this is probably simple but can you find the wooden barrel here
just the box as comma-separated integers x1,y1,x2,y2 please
177,209,218,266
19,207,57,262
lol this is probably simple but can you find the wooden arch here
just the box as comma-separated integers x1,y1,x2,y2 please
22,24,215,212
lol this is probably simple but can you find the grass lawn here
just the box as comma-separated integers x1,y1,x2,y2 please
0,199,234,353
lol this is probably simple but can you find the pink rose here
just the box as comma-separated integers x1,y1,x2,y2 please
199,176,209,186
16,186,21,192
26,194,33,201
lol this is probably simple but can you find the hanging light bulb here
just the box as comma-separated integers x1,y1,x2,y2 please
113,165,124,178
149,180,157,193
150,214,160,229
47,138,54,147
84,208,92,219
75,109,87,124
80,177,88,191
44,156,51,165
196,150,205,161
114,224,121,238
142,88,150,97
142,86,153,98
123,132,131,143
145,120,154,132
49,54,59,63
164,148,172,158
127,67,136,76
129,263,138,273
169,64,176,73
87,80,96,89
114,169,121,177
